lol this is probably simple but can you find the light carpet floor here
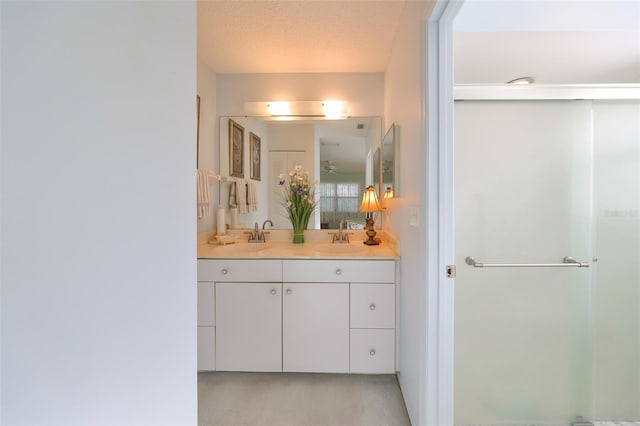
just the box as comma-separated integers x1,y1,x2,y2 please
198,372,411,426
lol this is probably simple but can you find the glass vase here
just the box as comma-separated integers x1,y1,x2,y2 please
292,227,305,244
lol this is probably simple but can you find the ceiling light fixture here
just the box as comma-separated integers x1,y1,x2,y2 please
507,77,534,85
244,101,348,119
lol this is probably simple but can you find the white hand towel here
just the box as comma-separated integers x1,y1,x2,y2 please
247,180,258,212
236,179,248,214
197,170,211,218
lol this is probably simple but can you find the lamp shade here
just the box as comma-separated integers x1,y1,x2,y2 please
359,185,383,213
383,187,394,199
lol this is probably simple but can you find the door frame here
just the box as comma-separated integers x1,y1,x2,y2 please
425,1,461,425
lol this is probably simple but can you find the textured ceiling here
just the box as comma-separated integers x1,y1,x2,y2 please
197,0,406,73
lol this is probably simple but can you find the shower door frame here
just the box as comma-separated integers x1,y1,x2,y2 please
426,2,640,424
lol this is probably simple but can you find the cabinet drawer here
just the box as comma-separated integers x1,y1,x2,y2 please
197,326,215,371
283,260,394,283
197,282,215,326
350,284,395,329
198,259,282,282
350,329,395,374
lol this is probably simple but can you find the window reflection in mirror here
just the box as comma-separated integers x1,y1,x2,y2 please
218,116,382,230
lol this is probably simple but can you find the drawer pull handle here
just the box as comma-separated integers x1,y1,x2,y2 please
270,289,277,295
286,289,292,295
369,303,376,310
335,268,342,275
221,268,229,275
369,349,376,356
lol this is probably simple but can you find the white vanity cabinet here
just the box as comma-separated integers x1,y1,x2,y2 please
197,257,396,374
216,282,282,372
283,283,349,373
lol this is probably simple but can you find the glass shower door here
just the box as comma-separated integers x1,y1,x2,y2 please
454,100,594,425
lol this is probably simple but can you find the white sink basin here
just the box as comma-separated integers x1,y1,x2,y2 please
210,243,269,255
310,243,368,255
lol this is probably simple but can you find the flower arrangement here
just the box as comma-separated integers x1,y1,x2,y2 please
279,165,317,243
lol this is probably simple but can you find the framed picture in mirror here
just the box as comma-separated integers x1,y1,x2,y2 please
250,132,261,181
229,119,244,178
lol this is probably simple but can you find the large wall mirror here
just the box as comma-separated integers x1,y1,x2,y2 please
218,116,382,230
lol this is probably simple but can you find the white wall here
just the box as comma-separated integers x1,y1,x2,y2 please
197,58,217,232
0,3,3,419
384,1,435,425
1,2,196,424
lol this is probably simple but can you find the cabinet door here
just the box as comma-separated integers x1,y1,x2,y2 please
197,282,215,326
216,282,282,372
283,283,349,373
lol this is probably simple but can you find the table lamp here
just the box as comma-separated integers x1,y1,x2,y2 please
359,185,383,245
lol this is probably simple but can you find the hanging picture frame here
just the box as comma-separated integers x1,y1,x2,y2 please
229,119,244,178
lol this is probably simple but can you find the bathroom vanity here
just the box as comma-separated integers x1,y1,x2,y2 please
197,231,399,374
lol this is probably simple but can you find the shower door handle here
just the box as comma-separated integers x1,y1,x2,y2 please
465,256,590,268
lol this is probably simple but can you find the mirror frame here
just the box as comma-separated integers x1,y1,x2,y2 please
381,123,397,198
372,147,382,200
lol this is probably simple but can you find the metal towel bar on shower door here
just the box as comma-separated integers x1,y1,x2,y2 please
465,256,590,268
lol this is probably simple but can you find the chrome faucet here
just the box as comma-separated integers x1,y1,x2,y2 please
246,221,271,243
246,222,263,243
331,219,351,243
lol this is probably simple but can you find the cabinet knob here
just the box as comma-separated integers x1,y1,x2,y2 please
221,268,229,275
286,289,292,295
369,349,376,356
369,303,376,310
270,289,277,295
335,268,342,275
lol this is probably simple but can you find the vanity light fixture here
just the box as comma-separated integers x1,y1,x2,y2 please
266,101,291,116
359,185,383,246
244,101,348,119
321,100,348,119
507,76,534,85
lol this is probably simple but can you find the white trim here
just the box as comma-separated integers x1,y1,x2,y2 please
426,1,462,425
455,84,640,100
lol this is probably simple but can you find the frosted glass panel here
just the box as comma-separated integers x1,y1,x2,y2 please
592,101,640,420
454,101,593,425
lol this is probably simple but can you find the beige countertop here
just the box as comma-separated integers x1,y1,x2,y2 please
197,229,399,260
